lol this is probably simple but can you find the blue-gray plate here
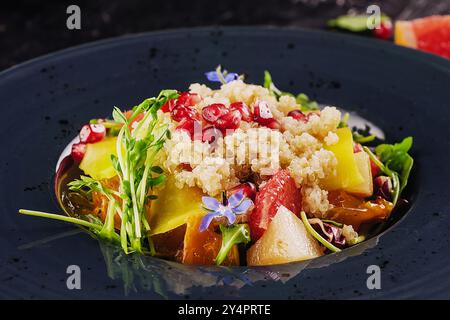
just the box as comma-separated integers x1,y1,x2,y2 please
1,27,450,299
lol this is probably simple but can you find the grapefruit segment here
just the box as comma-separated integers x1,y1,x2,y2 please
248,170,302,240
395,15,450,59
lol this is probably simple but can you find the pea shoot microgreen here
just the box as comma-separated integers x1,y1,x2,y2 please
19,89,178,255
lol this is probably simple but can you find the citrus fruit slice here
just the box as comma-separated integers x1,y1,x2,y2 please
249,170,302,240
395,15,450,59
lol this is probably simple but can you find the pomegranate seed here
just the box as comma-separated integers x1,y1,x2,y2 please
230,102,253,122
215,109,242,132
177,92,201,106
227,182,257,200
176,118,202,140
79,124,106,143
71,143,86,162
180,163,192,171
176,118,194,136
202,103,228,123
373,21,393,40
161,98,177,113
353,143,363,153
288,109,306,121
161,92,201,113
265,119,281,130
171,105,199,122
253,101,274,126
202,126,223,144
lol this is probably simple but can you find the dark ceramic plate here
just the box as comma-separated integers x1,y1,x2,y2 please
1,27,450,299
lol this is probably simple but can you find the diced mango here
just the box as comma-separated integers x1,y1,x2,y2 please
79,137,117,180
346,151,373,197
148,176,206,235
322,128,363,190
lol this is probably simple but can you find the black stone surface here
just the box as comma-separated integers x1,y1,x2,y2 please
1,0,449,71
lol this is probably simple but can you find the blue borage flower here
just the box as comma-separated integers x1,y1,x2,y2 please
205,65,239,84
199,191,253,232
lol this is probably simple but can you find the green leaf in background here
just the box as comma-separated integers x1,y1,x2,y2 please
215,224,251,266
296,93,319,111
328,14,391,32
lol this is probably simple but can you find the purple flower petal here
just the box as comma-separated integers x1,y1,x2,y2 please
202,196,220,211
222,207,236,225
199,212,219,232
233,199,253,214
224,73,239,83
205,71,221,82
228,191,244,208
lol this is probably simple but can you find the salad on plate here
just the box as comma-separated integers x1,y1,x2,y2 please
20,66,414,266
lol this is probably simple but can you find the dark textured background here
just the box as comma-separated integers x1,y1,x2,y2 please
1,0,450,71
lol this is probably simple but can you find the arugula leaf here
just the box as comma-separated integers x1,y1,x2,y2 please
216,224,251,266
375,137,413,192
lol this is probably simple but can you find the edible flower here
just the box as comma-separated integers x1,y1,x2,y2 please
199,191,253,232
205,65,239,84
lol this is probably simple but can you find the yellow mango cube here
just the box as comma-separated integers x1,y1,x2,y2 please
149,176,206,235
79,137,117,180
322,128,363,190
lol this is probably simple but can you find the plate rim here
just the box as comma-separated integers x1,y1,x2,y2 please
1,26,450,81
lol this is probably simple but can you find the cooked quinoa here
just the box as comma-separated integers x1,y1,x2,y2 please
159,80,341,216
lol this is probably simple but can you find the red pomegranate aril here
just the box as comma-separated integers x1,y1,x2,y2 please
202,126,223,144
171,105,199,122
176,118,194,136
253,101,274,125
161,98,177,113
373,21,393,40
353,143,363,153
227,182,257,200
288,109,307,121
71,143,86,162
176,119,202,140
79,124,106,143
177,92,201,107
265,119,281,130
180,163,192,171
230,102,253,122
202,103,228,123
161,92,201,113
215,109,242,131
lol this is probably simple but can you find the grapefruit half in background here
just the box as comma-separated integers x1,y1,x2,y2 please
395,15,450,59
